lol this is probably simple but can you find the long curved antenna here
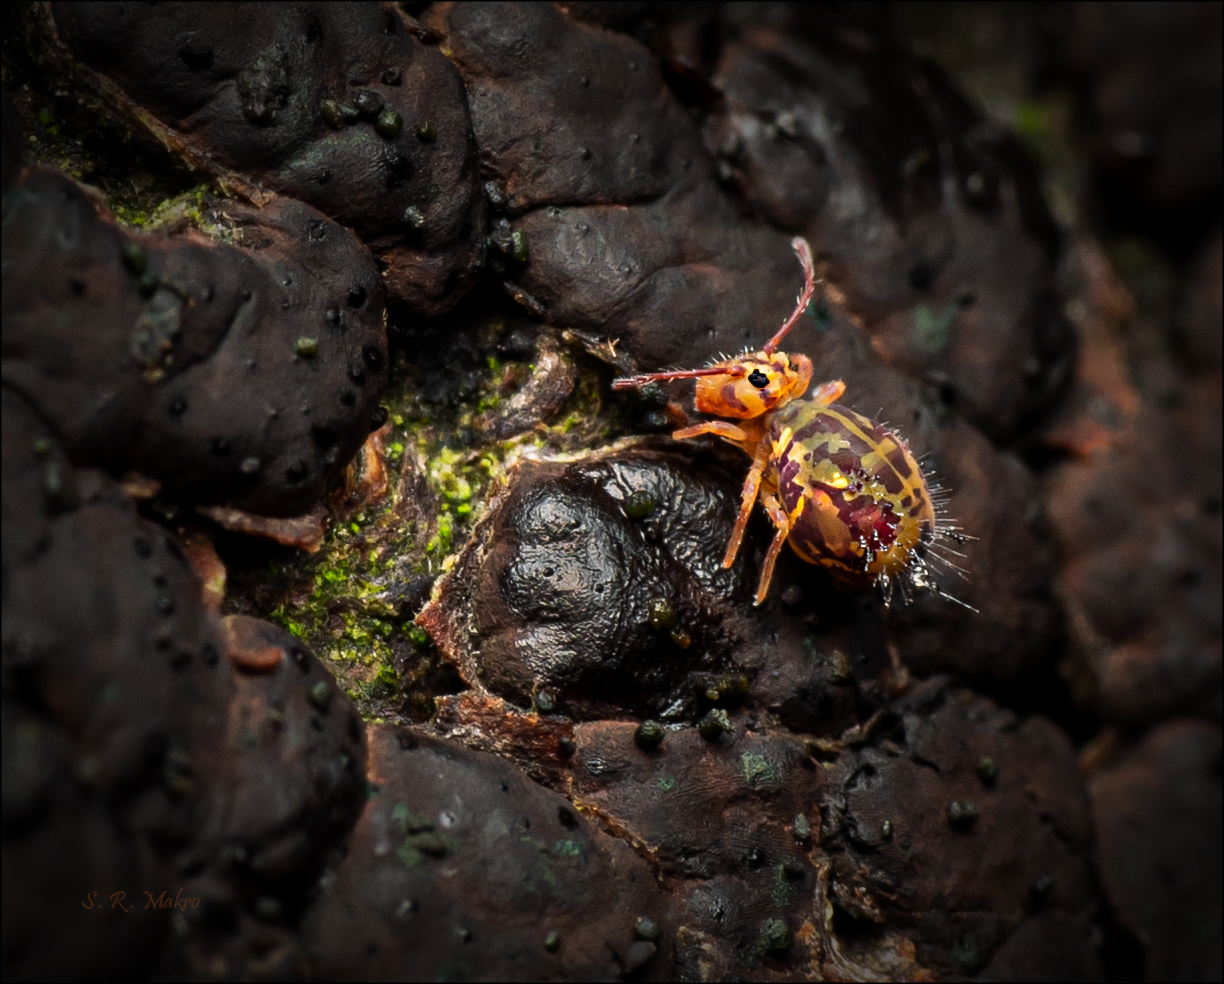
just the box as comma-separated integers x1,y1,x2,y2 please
763,237,818,355
612,365,745,390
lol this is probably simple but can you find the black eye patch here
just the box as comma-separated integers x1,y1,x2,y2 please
748,369,770,388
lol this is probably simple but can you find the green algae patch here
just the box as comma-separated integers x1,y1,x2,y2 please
912,302,958,354
229,312,622,724
741,751,778,788
111,184,241,245
770,864,799,907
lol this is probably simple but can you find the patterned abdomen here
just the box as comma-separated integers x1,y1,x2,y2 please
770,400,935,583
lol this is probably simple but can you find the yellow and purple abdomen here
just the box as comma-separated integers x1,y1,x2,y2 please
770,400,934,583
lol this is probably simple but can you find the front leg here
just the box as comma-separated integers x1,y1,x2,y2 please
672,420,751,445
722,435,773,569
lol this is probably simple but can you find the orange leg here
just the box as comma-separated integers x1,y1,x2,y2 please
672,420,752,445
811,379,846,404
754,489,797,605
722,435,773,569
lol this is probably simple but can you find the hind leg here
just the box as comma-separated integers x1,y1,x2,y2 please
754,489,800,605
